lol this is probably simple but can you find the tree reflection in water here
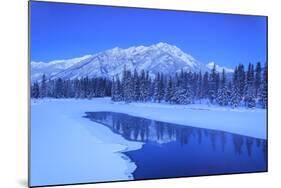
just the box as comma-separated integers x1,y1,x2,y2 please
84,111,267,157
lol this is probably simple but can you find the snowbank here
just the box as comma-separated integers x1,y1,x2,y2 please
30,99,143,186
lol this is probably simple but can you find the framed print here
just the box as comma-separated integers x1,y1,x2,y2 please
29,1,268,187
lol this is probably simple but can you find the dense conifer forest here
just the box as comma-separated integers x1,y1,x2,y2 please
31,62,267,108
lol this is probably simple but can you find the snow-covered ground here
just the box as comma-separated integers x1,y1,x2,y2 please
30,97,267,186
30,98,143,186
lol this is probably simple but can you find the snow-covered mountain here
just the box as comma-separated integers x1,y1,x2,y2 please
206,62,234,73
31,55,92,82
31,42,232,82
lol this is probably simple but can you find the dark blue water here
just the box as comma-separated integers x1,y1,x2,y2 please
84,111,267,180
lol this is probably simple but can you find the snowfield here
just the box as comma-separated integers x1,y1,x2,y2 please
30,97,267,186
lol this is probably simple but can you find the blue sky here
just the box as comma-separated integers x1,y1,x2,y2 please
30,1,267,68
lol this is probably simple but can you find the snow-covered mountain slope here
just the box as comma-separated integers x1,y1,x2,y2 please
206,62,234,73
31,42,232,81
50,42,207,80
31,55,92,82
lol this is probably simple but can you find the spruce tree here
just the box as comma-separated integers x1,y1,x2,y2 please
111,77,117,101
40,74,47,98
208,64,217,103
191,72,199,103
230,86,240,108
164,76,173,102
172,85,190,104
123,70,134,102
154,73,163,102
217,86,229,106
144,71,151,102
255,62,262,97
116,76,123,101
202,72,209,98
55,78,63,98
133,69,140,101
221,69,226,87
139,70,146,102
31,82,40,98
237,64,246,99
197,71,203,102
245,63,256,108
261,63,268,108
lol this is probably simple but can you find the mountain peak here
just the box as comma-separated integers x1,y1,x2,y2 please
152,42,179,51
154,42,173,47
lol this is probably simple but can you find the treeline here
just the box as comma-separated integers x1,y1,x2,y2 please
111,62,267,108
31,62,267,109
31,76,112,99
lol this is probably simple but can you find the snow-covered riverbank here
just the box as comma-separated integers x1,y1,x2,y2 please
30,98,143,186
30,97,267,186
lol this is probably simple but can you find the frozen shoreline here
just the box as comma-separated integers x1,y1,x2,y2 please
30,98,143,186
30,97,267,186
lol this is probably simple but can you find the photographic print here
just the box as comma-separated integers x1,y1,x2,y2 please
29,1,268,187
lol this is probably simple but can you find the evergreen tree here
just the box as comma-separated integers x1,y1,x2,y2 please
73,78,81,98
255,62,262,97
202,72,209,98
111,77,117,101
79,78,86,98
237,64,246,99
31,82,40,98
221,69,226,87
55,78,64,98
261,63,268,108
111,76,122,102
139,70,147,102
133,69,140,101
104,79,112,97
245,63,256,108
215,72,220,94
144,71,151,101
40,74,47,98
159,73,165,101
171,84,191,104
233,67,238,85
197,71,203,101
154,73,164,102
230,86,240,108
116,76,123,101
208,64,217,103
191,72,199,103
148,77,154,101
88,78,95,98
246,63,255,88
123,70,134,102
217,86,229,106
164,76,173,102
47,79,55,97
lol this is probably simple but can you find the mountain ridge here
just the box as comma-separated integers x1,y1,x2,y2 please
31,42,233,82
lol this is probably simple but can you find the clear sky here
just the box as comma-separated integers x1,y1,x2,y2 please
30,1,267,68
